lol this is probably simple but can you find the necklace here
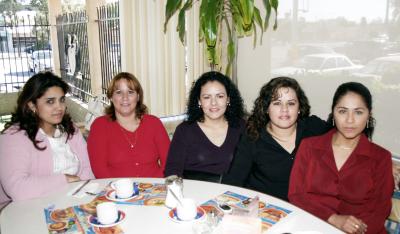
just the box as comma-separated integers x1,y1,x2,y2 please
333,144,354,150
267,124,296,143
119,126,138,149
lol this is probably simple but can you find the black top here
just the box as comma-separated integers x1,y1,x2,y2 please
222,115,330,200
164,120,245,183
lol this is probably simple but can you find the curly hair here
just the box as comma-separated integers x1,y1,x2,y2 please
105,72,148,121
186,71,245,127
247,77,311,141
326,82,375,139
2,72,75,150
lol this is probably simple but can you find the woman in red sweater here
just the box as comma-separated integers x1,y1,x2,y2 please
289,82,393,234
87,72,170,178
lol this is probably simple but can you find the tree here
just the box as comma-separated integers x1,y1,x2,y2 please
30,0,48,13
0,0,23,18
164,0,279,76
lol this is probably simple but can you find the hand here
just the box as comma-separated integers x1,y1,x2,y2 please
328,214,367,234
65,174,81,183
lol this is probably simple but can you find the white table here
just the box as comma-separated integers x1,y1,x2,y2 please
0,178,343,234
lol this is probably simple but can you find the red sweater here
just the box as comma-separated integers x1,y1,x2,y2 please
87,115,170,178
289,129,393,234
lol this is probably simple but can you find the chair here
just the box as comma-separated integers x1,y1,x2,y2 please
387,155,400,234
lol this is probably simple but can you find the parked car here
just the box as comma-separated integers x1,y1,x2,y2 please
28,50,53,73
285,44,335,65
351,55,400,85
272,53,363,78
334,40,386,64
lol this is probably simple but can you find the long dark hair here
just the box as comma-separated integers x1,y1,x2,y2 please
2,72,75,150
105,72,148,121
247,77,310,141
327,82,375,139
186,71,245,127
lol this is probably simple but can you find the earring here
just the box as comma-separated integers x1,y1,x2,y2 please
332,118,335,126
227,102,230,106
298,111,300,114
366,121,369,129
198,104,201,108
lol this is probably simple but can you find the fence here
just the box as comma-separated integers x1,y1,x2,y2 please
97,2,121,96
55,2,121,102
0,13,51,93
56,11,92,102
0,2,121,101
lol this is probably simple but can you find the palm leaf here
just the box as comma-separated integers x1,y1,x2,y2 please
262,0,271,30
270,0,279,30
177,0,193,43
239,0,254,31
253,6,263,43
164,0,183,32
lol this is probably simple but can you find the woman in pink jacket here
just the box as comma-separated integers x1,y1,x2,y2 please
0,72,94,206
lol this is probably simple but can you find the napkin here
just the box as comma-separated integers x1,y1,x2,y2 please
67,182,100,198
216,215,262,234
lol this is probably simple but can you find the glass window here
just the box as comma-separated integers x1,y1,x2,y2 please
270,0,400,155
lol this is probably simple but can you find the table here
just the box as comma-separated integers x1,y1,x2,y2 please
0,178,343,234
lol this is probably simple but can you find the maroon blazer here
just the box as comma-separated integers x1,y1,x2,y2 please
289,129,393,234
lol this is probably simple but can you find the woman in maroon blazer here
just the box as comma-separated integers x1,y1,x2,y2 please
289,82,393,234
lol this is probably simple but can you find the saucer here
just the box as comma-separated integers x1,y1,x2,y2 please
106,190,138,202
88,210,126,228
168,207,205,223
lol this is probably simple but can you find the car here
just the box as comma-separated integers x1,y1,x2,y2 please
284,44,336,65
28,50,53,73
334,40,386,64
351,55,400,85
272,53,363,78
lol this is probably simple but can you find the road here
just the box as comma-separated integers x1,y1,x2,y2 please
0,52,33,93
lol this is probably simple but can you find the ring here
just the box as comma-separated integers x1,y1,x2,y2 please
354,224,359,229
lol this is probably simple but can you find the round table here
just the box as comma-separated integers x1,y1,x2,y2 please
0,178,343,234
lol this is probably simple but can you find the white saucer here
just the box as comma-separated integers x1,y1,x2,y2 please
88,210,126,228
168,207,206,223
106,190,138,202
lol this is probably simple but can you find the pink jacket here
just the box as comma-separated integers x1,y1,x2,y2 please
0,126,94,203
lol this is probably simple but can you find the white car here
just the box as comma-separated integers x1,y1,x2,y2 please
28,50,53,73
351,55,400,85
272,53,363,78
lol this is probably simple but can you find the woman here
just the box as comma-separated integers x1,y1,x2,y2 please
289,82,393,234
222,77,329,200
0,72,94,203
87,72,170,178
164,71,245,183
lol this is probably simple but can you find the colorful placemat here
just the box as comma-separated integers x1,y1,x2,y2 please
44,182,165,233
199,191,292,231
44,204,124,234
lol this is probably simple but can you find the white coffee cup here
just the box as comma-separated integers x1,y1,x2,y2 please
96,202,118,225
113,179,134,199
177,198,197,221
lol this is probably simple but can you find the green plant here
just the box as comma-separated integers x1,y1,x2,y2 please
164,0,278,75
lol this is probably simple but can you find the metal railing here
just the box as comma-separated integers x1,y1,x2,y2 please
97,2,121,95
0,13,51,93
56,11,92,102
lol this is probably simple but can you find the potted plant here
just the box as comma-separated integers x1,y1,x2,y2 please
164,0,278,76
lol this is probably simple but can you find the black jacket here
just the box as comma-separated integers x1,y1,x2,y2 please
222,115,330,201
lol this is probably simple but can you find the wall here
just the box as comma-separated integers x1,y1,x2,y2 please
0,93,18,115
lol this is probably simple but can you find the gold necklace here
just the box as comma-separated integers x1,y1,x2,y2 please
333,144,354,150
120,126,138,149
267,124,296,143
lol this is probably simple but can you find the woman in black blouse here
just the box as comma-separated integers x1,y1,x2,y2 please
223,77,330,200
164,71,245,183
